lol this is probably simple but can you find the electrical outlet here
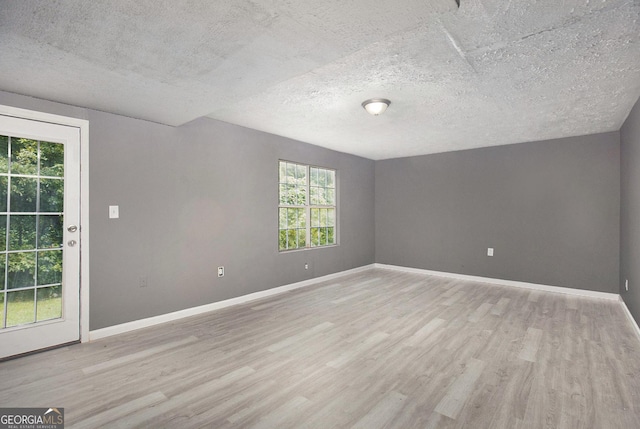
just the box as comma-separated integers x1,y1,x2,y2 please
625,279,629,291
305,263,309,270
217,266,224,277
487,247,494,257
139,276,148,288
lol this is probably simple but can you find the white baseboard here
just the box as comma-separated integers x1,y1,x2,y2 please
89,264,375,341
374,263,620,301
619,297,640,340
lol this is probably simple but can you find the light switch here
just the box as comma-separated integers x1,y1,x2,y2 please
109,205,119,219
487,247,494,256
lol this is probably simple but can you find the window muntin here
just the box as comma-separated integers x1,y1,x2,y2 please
279,161,336,251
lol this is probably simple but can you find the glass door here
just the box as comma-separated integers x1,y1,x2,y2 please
0,115,80,359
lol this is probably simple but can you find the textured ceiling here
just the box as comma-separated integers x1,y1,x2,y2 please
0,0,639,159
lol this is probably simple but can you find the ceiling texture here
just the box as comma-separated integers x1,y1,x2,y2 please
1,0,639,160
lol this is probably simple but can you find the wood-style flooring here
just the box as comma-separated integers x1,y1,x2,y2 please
2,268,640,428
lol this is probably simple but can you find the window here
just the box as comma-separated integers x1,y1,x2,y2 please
278,160,336,251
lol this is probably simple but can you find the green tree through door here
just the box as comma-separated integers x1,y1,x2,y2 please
0,135,64,328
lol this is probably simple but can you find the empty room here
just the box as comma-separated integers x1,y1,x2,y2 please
1,0,640,428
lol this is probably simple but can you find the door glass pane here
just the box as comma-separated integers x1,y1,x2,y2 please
10,177,37,212
37,250,62,285
39,179,63,212
0,256,5,288
0,292,4,328
7,252,36,289
0,135,8,173
37,285,62,321
0,215,5,252
1,138,65,330
9,215,36,250
40,142,64,177
6,289,35,327
10,138,38,175
37,215,63,249
0,177,7,212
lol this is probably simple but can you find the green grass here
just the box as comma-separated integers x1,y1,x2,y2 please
2,296,61,328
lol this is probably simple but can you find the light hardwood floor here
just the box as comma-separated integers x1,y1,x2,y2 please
2,268,640,428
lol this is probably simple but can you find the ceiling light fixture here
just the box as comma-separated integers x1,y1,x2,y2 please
362,98,391,116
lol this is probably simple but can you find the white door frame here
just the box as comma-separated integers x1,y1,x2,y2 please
0,104,90,344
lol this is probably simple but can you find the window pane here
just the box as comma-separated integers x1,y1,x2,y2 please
278,184,287,204
326,188,335,205
320,227,327,245
0,292,4,328
297,229,306,248
6,289,35,327
298,209,306,228
310,227,319,247
39,178,64,212
279,161,287,183
279,208,287,229
40,141,65,177
7,252,36,289
327,209,335,227
296,164,307,184
286,163,296,184
0,135,8,173
317,187,326,205
37,285,62,322
286,208,297,228
296,185,306,205
279,229,287,250
37,250,62,285
318,169,326,187
285,184,296,205
320,208,327,226
10,138,38,175
10,177,38,212
311,208,319,227
327,170,335,188
327,227,335,244
310,167,318,186
287,229,297,249
9,215,36,250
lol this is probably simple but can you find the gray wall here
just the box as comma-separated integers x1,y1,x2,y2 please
0,89,629,330
375,133,620,293
0,91,375,330
621,95,640,322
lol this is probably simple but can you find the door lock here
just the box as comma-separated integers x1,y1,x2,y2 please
67,225,78,232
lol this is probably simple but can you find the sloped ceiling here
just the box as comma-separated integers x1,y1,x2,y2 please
0,0,639,159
